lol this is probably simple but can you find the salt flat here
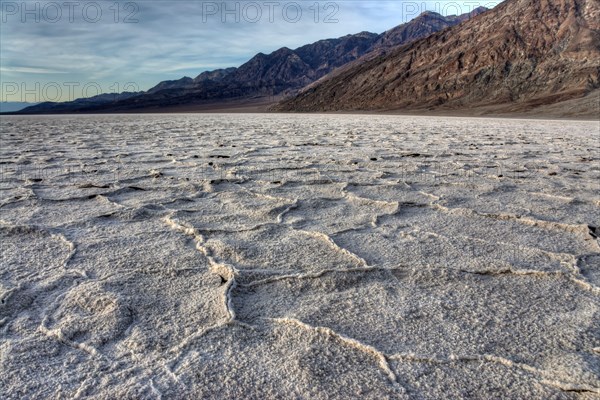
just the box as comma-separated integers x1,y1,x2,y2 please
0,114,599,399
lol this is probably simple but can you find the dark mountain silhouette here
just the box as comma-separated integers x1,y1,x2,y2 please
147,77,194,94
19,91,142,114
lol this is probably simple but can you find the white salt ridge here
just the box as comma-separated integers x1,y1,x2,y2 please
0,114,599,398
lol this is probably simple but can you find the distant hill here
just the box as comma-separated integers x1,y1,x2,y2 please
17,8,486,114
0,102,39,113
276,0,600,117
18,92,142,114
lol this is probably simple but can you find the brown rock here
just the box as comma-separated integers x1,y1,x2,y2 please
276,0,600,117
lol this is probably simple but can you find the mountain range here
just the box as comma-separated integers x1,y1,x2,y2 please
0,102,40,113
18,8,488,114
16,0,600,117
276,0,600,116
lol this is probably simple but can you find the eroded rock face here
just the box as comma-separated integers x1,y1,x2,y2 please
374,8,488,50
277,0,600,116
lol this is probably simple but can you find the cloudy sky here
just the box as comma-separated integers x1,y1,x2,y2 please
1,0,502,102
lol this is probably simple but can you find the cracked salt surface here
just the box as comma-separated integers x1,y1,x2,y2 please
1,114,599,398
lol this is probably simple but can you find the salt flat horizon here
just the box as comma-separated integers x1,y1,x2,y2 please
4,112,599,123
1,114,599,398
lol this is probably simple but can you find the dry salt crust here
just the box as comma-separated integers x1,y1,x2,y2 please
0,114,599,399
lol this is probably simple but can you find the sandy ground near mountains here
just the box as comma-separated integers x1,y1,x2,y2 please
35,88,596,118
1,114,599,399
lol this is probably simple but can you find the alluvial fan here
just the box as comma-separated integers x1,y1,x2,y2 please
0,114,599,398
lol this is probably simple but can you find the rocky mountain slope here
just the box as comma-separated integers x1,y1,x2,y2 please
375,7,486,49
276,0,600,116
18,9,485,114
